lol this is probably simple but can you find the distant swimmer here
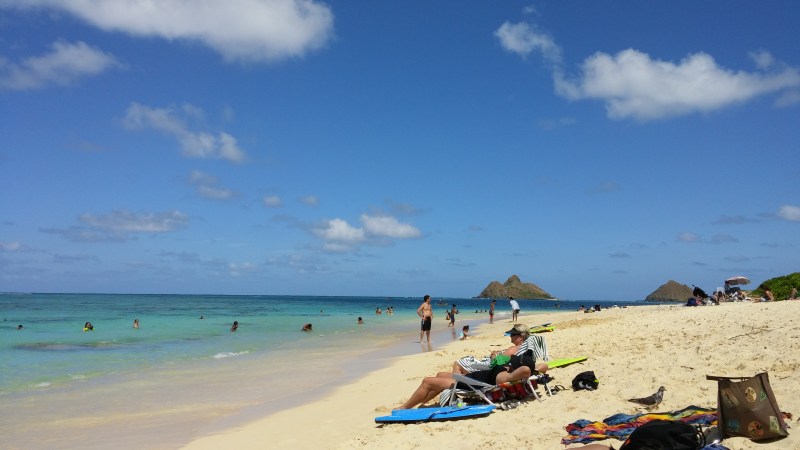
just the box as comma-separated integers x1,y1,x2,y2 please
301,323,313,332
17,324,23,330
133,319,140,329
376,307,382,315
358,317,364,325
83,321,94,332
230,321,239,332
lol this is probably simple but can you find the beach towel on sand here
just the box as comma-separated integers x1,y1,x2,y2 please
561,405,717,445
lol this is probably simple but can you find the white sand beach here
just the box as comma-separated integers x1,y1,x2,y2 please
183,301,800,450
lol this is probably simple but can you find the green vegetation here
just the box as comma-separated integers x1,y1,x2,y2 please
750,272,800,300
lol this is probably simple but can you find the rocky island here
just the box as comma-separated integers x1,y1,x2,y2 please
645,280,693,302
476,274,554,299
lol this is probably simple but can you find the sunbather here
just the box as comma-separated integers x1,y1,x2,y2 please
452,324,549,375
399,327,535,409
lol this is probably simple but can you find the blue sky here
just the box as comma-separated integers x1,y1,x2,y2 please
1,1,798,300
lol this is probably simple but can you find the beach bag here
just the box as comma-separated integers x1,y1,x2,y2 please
619,419,704,450
572,371,599,391
706,373,788,441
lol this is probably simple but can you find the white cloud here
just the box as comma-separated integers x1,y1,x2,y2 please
494,21,561,66
188,170,235,200
361,214,421,239
677,232,700,243
124,103,246,163
554,49,800,121
314,218,364,242
0,241,22,251
300,195,319,206
80,210,189,233
263,195,282,207
777,205,800,222
0,40,120,90
311,214,421,252
2,0,334,63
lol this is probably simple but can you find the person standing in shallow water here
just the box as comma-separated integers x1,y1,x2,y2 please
448,304,457,327
230,321,239,332
417,295,433,343
489,299,495,324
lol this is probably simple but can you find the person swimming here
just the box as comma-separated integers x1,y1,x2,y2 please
301,323,312,331
230,321,239,332
83,321,94,332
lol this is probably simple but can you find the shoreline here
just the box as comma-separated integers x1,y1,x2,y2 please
183,301,800,449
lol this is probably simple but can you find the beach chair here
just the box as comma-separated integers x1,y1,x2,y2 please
441,373,543,407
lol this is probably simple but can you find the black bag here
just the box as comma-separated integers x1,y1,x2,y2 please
571,371,599,391
619,419,704,450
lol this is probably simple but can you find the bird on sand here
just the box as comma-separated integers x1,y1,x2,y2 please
628,386,666,409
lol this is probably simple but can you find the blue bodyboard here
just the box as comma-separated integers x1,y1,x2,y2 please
375,404,495,423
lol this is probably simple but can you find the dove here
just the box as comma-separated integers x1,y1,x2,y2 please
628,386,666,409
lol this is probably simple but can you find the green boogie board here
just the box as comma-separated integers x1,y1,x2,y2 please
547,356,588,368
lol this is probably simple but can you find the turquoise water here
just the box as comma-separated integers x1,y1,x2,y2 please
0,293,645,449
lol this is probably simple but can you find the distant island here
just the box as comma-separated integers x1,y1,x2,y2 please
476,274,554,299
645,280,693,302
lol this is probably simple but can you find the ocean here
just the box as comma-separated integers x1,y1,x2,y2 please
0,293,644,449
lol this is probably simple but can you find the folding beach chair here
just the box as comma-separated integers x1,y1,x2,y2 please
441,373,548,407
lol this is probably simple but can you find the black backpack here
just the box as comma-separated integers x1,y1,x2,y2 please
571,371,599,391
620,420,705,450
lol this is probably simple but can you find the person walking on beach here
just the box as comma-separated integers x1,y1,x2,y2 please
509,297,520,323
448,304,457,327
489,299,495,324
418,295,433,343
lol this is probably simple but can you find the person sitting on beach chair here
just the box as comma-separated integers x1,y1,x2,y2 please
398,327,535,409
452,324,549,375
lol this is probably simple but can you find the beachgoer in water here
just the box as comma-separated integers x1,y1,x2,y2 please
417,295,433,343
199,315,204,319
133,319,139,329
459,325,469,340
357,317,364,325
301,323,312,331
230,321,239,332
376,307,382,315
448,304,457,327
489,299,495,324
83,321,94,332
17,324,23,330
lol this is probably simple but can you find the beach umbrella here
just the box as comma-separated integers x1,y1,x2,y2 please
725,276,750,286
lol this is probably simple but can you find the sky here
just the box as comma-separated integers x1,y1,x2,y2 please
1,1,798,300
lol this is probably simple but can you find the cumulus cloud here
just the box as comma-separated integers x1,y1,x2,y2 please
554,49,800,121
777,205,800,222
0,40,120,90
361,214,422,239
1,0,334,63
124,103,246,163
188,170,236,200
312,214,421,252
263,195,282,207
495,21,561,66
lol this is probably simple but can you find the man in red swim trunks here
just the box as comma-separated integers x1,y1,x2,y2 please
417,295,433,343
